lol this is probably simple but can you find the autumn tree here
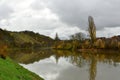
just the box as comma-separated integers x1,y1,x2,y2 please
110,39,118,49
69,32,85,50
95,39,105,49
88,16,96,44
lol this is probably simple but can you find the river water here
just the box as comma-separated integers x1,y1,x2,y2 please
9,49,120,80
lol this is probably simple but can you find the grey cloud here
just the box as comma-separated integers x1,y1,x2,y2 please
0,4,14,20
1,0,119,38
41,0,120,30
30,0,46,10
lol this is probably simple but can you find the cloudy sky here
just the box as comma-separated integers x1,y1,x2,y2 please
0,0,120,39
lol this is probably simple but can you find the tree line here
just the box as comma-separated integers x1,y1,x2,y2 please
53,16,120,50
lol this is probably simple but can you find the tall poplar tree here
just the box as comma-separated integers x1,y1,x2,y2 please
88,16,96,44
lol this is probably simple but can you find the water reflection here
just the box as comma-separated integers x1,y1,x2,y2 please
9,49,120,80
8,49,54,64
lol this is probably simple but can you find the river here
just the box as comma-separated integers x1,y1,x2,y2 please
9,49,120,80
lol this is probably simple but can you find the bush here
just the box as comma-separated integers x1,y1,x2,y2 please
0,44,8,59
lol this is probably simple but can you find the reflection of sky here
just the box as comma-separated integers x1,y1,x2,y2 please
96,63,120,80
20,56,120,80
21,56,89,80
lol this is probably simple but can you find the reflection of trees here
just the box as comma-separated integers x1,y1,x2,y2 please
53,50,120,66
70,51,87,67
53,50,87,67
89,54,97,80
8,49,54,64
53,50,72,64
70,55,83,67
53,50,120,80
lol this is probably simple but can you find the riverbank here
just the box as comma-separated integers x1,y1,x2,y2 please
78,48,120,52
0,57,44,80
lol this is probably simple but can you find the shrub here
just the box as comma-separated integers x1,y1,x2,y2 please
0,44,8,59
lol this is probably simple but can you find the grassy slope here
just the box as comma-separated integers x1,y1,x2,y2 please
10,32,38,44
0,57,44,80
10,31,53,44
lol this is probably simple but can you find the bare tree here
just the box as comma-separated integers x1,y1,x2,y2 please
70,32,85,41
88,16,96,44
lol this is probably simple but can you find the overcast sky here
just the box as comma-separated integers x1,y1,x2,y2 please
0,0,120,39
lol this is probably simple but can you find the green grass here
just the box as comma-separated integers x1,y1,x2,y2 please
0,57,44,80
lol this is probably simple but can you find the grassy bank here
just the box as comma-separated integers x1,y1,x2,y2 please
0,57,44,80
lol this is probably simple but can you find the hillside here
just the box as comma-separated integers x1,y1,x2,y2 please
0,28,54,48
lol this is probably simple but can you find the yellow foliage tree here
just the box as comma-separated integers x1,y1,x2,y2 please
95,39,105,49
110,39,118,49
82,40,90,49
